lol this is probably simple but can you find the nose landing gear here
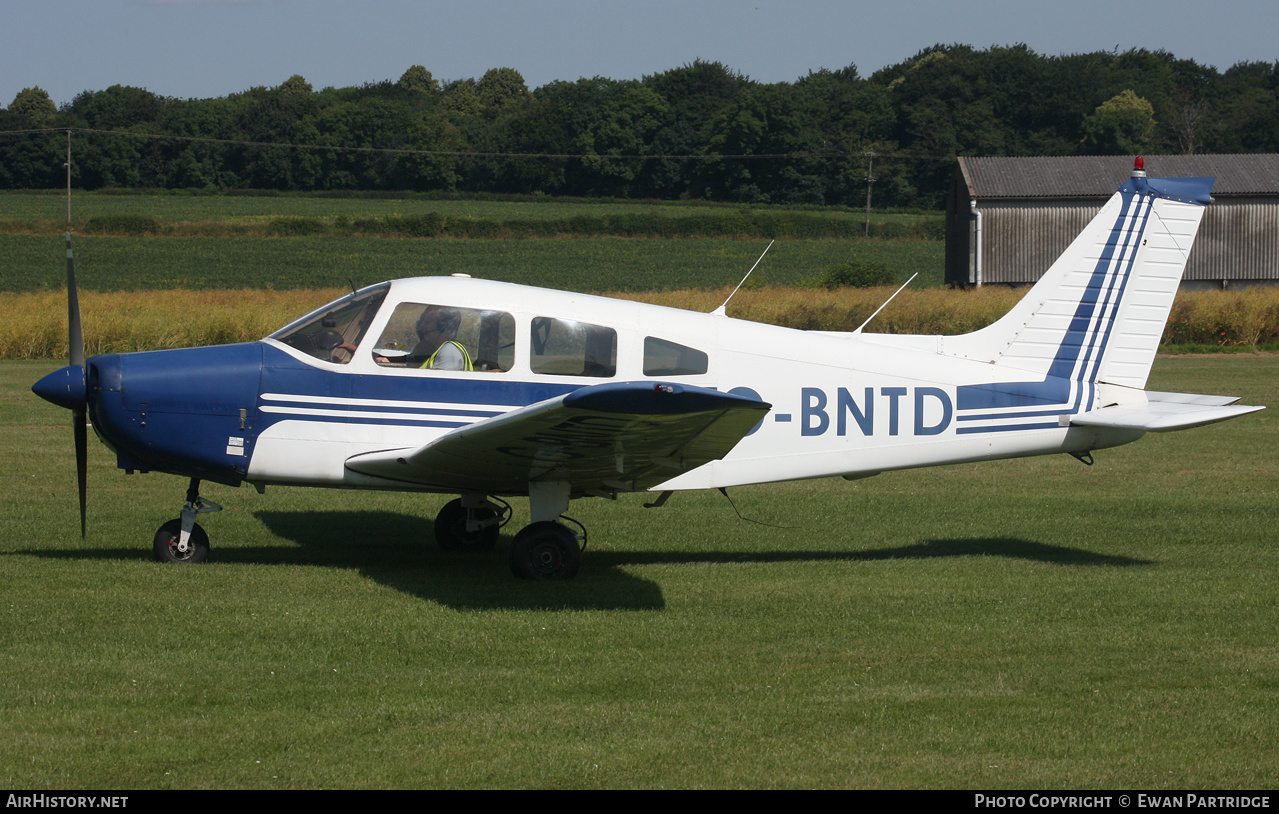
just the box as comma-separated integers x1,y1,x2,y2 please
153,478,221,564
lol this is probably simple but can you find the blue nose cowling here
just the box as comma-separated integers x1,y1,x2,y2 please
32,365,87,411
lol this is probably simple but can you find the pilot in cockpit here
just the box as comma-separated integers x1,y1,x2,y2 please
407,305,474,370
374,302,512,371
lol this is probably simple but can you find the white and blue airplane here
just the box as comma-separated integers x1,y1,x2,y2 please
32,161,1263,578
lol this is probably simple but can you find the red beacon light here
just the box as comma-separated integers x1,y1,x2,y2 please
1132,156,1147,178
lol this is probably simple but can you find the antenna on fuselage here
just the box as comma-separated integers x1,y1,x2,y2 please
851,273,918,335
711,239,774,317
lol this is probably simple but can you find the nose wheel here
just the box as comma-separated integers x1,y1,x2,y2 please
153,478,220,564
153,519,210,563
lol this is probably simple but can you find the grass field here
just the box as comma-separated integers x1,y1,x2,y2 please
2,356,1276,788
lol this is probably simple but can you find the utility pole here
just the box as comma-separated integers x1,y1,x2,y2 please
863,151,876,237
66,131,73,226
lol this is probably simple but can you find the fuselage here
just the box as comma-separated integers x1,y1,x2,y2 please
80,275,1141,495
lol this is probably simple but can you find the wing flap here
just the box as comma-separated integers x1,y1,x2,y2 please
345,381,771,493
1071,392,1263,433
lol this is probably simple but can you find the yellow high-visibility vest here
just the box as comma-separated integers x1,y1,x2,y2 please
421,340,473,371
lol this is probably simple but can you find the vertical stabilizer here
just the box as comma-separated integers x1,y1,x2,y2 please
946,163,1213,391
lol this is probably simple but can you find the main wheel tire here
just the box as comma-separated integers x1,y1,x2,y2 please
153,519,210,564
434,499,499,551
509,521,581,580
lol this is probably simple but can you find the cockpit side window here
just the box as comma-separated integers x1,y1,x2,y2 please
643,337,709,376
269,288,387,365
530,317,616,377
373,303,514,372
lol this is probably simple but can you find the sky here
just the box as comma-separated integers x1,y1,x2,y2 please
2,0,1277,108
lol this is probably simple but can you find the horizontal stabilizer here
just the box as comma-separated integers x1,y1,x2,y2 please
1070,391,1263,433
344,381,771,494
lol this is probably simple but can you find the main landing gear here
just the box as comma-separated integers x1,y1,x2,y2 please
508,521,582,580
152,478,585,579
433,495,508,551
432,482,584,580
153,478,221,563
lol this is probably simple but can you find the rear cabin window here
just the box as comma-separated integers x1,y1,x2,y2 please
373,303,514,372
643,337,709,376
530,317,617,377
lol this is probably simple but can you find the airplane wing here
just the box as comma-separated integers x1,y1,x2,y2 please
1070,391,1264,433
344,381,772,494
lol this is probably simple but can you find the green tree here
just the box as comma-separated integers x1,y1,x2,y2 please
702,82,831,204
523,77,669,196
1081,90,1157,154
8,87,57,126
228,80,322,189
477,67,530,113
394,110,464,191
397,65,439,96
67,85,164,130
642,60,752,197
793,67,896,205
278,74,313,95
1207,61,1279,152
872,46,1013,205
155,97,238,188
441,79,482,116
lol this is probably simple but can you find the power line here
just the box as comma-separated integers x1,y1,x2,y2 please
0,126,956,163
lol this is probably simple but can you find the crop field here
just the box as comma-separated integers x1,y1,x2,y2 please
0,191,945,294
2,355,1276,789
0,233,946,292
0,190,923,226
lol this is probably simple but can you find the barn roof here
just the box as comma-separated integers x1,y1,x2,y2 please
958,154,1279,199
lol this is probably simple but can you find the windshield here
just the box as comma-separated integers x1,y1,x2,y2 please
268,284,389,364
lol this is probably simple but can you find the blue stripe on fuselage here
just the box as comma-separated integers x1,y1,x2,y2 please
257,344,582,431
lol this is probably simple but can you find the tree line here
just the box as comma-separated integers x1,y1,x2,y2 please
2,45,1277,208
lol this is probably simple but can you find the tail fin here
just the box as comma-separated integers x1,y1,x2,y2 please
946,166,1213,390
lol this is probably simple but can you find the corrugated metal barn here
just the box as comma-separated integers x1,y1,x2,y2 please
945,154,1279,288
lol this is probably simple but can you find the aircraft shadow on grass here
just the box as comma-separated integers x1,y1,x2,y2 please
11,511,1151,612
591,537,1154,569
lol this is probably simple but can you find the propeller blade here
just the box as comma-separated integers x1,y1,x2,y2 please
66,232,84,368
67,232,87,536
74,406,87,538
